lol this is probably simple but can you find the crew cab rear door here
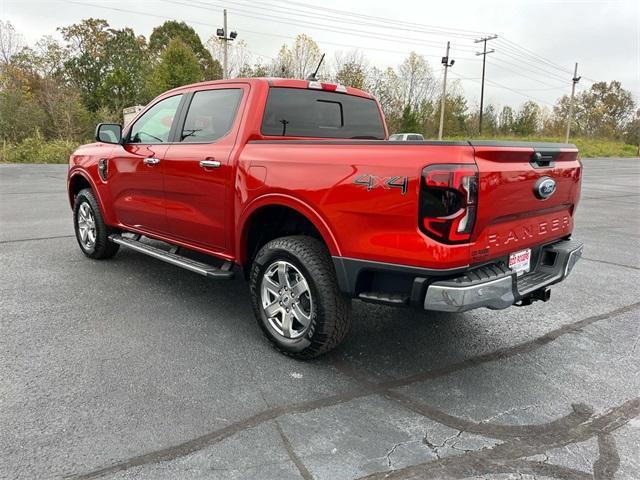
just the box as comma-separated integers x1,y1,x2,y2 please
471,141,582,262
161,85,247,252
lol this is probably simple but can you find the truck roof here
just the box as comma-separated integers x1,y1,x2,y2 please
163,77,374,99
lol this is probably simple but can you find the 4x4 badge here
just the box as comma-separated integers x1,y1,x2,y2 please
354,174,408,194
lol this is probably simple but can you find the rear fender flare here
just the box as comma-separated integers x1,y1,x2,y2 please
236,193,341,265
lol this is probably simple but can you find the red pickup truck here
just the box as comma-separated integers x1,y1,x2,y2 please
67,78,583,358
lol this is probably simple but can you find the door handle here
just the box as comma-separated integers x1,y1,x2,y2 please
199,160,221,169
143,158,161,165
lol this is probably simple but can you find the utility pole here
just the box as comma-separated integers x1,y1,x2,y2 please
565,62,581,143
438,41,455,140
474,35,497,134
217,9,237,79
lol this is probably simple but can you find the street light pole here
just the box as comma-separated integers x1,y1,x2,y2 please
223,9,228,79
438,41,454,141
217,10,237,80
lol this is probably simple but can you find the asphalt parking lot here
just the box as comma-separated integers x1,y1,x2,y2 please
1,158,639,480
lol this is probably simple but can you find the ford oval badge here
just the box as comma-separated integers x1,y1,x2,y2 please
534,177,556,200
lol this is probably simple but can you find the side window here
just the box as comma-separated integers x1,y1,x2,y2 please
128,95,183,144
180,89,243,143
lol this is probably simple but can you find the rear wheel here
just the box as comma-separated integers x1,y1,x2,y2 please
73,188,119,259
249,236,351,359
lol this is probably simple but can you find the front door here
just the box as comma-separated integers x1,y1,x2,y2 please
107,94,183,234
162,86,246,252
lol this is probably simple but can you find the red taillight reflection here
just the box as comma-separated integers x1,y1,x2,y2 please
419,164,478,244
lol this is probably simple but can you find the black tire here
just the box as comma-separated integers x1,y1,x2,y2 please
249,235,352,359
73,188,119,260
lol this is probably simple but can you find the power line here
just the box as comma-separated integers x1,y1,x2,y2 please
449,70,555,108
233,0,493,38
170,0,480,53
486,59,569,90
490,55,569,84
65,1,477,63
492,45,578,82
239,0,600,86
497,38,599,85
498,37,573,74
65,0,581,109
221,0,481,41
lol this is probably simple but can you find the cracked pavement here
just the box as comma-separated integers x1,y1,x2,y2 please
1,158,639,479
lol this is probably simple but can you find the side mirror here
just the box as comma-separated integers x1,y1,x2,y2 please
95,123,122,144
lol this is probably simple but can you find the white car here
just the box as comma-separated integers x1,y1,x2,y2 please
389,133,425,141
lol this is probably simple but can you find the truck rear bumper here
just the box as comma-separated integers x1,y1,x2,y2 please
423,239,583,312
332,238,583,311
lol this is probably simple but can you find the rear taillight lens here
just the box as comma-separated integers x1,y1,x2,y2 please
419,164,478,244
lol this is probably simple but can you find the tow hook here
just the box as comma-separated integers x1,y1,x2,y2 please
517,287,551,307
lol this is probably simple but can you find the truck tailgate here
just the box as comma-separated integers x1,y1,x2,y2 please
471,142,582,261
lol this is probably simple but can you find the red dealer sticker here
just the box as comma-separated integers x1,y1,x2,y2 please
509,248,531,276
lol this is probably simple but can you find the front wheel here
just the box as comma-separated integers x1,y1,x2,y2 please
73,188,119,259
249,236,352,359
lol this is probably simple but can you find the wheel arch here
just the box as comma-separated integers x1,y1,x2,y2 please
237,194,341,271
68,168,120,228
68,169,97,208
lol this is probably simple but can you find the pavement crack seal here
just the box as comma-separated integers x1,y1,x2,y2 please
354,397,639,480
274,421,314,480
582,256,640,271
69,301,640,479
0,234,74,245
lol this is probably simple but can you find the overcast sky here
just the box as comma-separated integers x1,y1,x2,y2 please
2,0,638,110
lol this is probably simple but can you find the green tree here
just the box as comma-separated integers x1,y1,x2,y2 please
552,81,635,138
147,38,201,98
367,66,403,133
623,109,640,151
513,101,540,136
149,21,220,80
482,104,498,135
1,27,93,144
578,81,634,138
98,28,150,114
399,105,421,133
442,93,469,137
416,99,437,138
0,79,48,142
499,105,515,134
58,18,112,111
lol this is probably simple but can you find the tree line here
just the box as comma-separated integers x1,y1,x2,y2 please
1,18,638,148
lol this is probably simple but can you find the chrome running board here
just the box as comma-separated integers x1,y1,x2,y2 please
109,234,234,280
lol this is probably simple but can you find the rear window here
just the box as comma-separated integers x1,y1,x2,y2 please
261,87,385,139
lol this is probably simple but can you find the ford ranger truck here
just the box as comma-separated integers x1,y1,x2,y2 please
67,78,583,359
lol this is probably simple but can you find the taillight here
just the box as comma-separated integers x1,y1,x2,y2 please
419,164,478,244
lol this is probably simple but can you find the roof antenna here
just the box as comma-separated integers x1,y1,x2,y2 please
306,53,325,81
